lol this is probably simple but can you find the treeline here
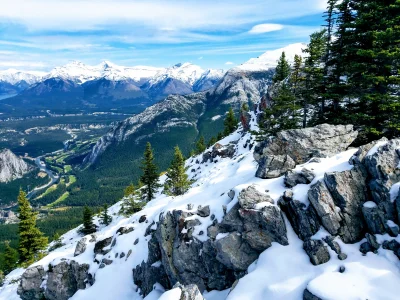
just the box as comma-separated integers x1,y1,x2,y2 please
260,0,400,143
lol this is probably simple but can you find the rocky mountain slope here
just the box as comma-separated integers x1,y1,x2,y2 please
0,149,32,183
1,120,400,300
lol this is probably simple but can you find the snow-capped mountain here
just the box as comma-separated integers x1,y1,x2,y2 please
193,69,225,92
147,63,205,87
0,69,45,85
0,149,32,183
238,43,306,71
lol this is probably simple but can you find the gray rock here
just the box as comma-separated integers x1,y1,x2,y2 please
362,205,387,234
338,253,348,260
323,236,341,254
303,239,330,266
126,249,132,260
134,238,139,245
74,237,87,257
339,266,346,273
89,235,96,242
17,265,45,300
202,143,236,163
278,190,320,240
386,221,399,237
139,215,147,223
228,190,235,200
349,137,389,165
197,206,210,217
173,282,205,300
303,289,323,300
255,154,296,179
219,203,244,233
360,242,375,254
101,258,113,265
369,180,396,221
120,252,125,258
238,185,273,209
365,233,380,250
215,233,258,271
207,225,219,239
382,240,400,259
94,237,113,255
44,261,91,300
116,226,134,235
254,124,357,165
284,169,315,188
308,181,341,236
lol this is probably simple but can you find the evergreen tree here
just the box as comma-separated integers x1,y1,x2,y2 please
217,132,224,140
140,142,160,202
3,242,18,274
120,184,143,216
223,107,238,135
290,54,304,97
207,136,217,147
81,205,96,235
195,135,206,154
101,204,112,226
164,146,192,196
273,51,291,82
124,183,135,197
17,190,48,265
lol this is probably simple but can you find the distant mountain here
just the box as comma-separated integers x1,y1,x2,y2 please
0,149,32,183
193,69,225,92
0,69,45,96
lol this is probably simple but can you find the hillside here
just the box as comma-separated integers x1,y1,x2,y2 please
1,119,400,300
0,149,32,183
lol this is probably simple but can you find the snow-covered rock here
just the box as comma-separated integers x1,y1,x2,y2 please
0,69,45,85
0,149,32,183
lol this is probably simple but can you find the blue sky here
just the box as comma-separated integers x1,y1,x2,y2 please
0,0,326,71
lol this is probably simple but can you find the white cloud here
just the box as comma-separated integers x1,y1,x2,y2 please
248,23,284,34
225,62,234,65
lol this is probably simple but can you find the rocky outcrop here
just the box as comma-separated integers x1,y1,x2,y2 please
303,239,330,266
238,185,273,209
17,266,45,300
255,154,296,179
173,282,205,300
202,143,236,163
284,169,315,188
94,237,113,255
74,237,87,257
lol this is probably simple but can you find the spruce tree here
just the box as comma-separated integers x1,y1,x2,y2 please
140,142,160,202
124,183,135,197
207,136,217,147
164,146,192,196
101,204,112,226
290,54,304,97
273,51,291,82
120,184,143,216
17,190,48,265
4,242,18,274
81,205,96,235
223,107,238,135
195,135,206,154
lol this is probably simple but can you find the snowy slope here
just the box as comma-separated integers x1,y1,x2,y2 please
147,63,205,87
0,149,32,183
0,69,45,85
2,118,400,300
238,43,306,71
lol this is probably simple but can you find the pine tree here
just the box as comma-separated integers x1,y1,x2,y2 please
17,190,48,265
140,142,160,202
81,205,96,235
124,183,135,197
101,204,112,226
223,107,238,135
120,184,143,216
195,135,206,154
290,54,304,97
3,242,18,274
164,146,192,196
273,51,291,82
207,136,217,147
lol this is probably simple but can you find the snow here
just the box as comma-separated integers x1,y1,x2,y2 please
366,140,389,157
211,115,222,121
1,113,400,300
364,201,377,208
0,69,45,85
237,43,306,71
216,233,230,241
147,62,205,87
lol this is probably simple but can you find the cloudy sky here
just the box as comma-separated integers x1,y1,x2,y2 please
0,0,326,71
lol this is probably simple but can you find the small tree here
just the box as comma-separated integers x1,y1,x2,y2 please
120,184,144,216
81,206,96,235
195,135,206,154
4,242,18,274
140,142,160,202
48,232,64,251
17,190,48,266
101,204,112,226
223,107,238,135
273,51,291,82
207,136,217,147
164,146,192,196
124,183,135,197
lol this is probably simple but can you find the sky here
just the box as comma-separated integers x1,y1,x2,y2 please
0,0,326,71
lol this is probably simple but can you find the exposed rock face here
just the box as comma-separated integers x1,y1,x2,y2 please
238,185,273,209
44,261,91,300
284,169,315,188
255,154,296,179
0,149,32,183
254,124,357,165
173,282,205,300
133,186,288,296
74,237,87,257
362,204,387,234
94,237,113,255
202,143,236,163
303,239,330,266
17,266,45,300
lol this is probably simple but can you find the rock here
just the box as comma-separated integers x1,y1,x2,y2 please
362,204,387,234
219,203,244,233
303,288,323,300
74,237,87,257
338,253,347,260
202,143,236,163
382,240,400,259
89,235,96,242
139,215,147,223
120,252,125,258
324,166,368,243
99,263,105,269
339,266,346,273
126,249,132,260
197,206,210,217
278,191,320,240
386,221,399,237
134,238,139,245
254,124,357,165
284,169,315,188
94,237,113,255
145,221,156,236
111,238,117,247
17,265,45,300
44,261,91,300
215,233,258,271
101,258,113,265
365,233,380,250
303,239,330,266
308,181,341,236
255,154,296,179
133,261,170,296
187,204,194,210
323,236,341,254
173,282,205,300
228,190,235,200
360,242,374,254
238,185,273,209
349,137,389,165
240,110,251,132
207,225,219,239
369,180,396,221
116,226,134,235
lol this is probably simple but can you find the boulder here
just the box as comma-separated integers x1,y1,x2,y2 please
173,282,205,300
197,206,210,217
254,124,357,164
238,185,273,209
74,237,87,257
284,169,315,188
362,203,387,234
202,143,236,163
360,242,375,254
44,261,91,300
349,137,389,165
94,237,113,255
116,226,134,235
17,266,45,300
133,261,170,296
365,233,380,250
278,190,320,240
382,240,400,259
255,154,296,179
303,239,330,266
